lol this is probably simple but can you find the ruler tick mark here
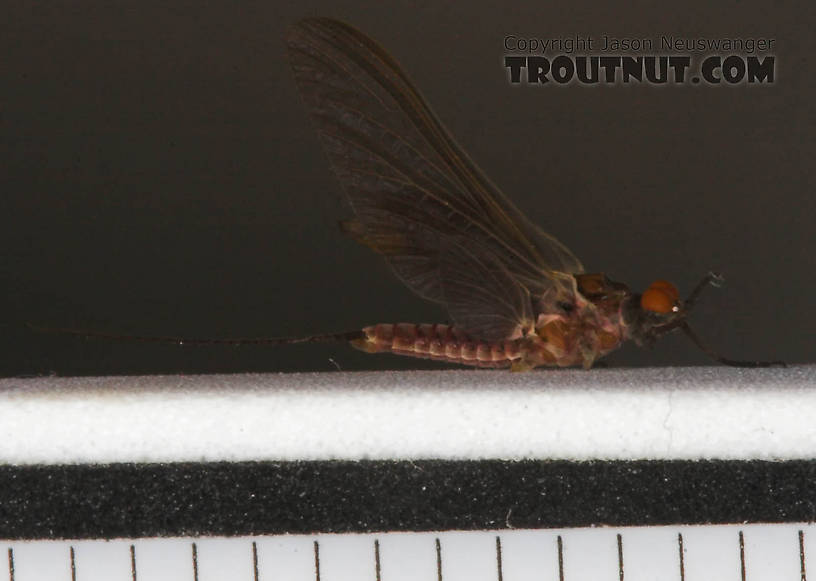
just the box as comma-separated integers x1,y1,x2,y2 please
314,541,321,581
436,538,442,581
374,539,381,581
252,541,259,581
192,543,199,581
9,524,814,580
557,535,564,581
677,533,685,581
495,536,503,581
801,530,807,581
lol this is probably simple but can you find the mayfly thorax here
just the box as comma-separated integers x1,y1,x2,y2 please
35,18,783,370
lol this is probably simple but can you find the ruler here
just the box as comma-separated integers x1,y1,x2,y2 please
2,523,812,581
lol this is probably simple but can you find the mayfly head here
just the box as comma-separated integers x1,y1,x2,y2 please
625,279,686,347
625,272,783,367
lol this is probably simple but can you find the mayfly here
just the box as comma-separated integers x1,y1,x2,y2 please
37,18,781,370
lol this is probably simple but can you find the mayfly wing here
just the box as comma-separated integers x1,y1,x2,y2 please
286,18,584,341
437,236,541,341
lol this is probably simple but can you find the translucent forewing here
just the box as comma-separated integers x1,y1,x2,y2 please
286,18,584,342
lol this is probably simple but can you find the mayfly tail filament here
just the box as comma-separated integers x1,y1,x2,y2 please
26,323,365,347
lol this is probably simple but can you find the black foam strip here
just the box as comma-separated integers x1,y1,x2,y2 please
1,460,814,539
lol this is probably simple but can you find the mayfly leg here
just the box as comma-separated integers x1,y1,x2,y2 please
680,322,785,368
684,272,725,312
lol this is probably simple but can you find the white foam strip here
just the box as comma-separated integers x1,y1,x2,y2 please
0,366,813,464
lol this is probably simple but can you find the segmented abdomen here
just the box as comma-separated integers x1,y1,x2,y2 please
352,323,521,368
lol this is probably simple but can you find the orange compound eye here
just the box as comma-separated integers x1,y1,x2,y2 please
646,279,679,302
640,288,676,313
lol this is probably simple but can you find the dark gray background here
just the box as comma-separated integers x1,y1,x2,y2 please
1,0,813,376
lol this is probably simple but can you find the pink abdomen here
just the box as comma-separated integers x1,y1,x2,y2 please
352,323,521,368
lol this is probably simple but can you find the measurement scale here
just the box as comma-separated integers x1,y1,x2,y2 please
2,524,814,581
